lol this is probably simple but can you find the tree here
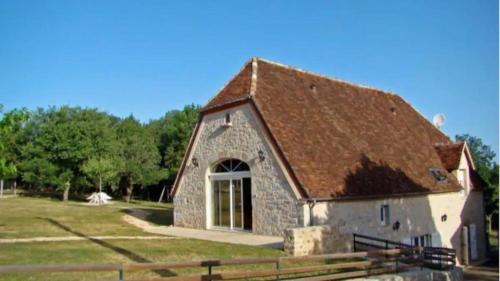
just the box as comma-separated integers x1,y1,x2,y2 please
455,134,499,231
1,103,198,203
147,104,199,183
0,106,28,196
116,116,160,202
81,158,117,193
17,107,118,200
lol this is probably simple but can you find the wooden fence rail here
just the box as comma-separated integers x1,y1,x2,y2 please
0,248,421,281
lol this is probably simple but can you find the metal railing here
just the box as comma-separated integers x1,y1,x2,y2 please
353,233,456,270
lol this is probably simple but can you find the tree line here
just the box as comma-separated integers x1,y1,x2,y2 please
0,104,199,202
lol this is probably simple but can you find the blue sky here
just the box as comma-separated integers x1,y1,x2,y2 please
0,0,498,157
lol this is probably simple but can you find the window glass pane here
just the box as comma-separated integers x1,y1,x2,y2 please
213,182,220,226
219,181,231,227
233,161,250,171
213,159,249,173
213,180,230,227
214,165,228,173
380,205,389,225
233,180,242,228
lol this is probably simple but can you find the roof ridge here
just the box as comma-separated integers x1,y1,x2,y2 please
249,57,258,96
435,141,464,147
254,57,397,96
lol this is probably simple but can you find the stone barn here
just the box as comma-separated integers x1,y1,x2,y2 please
171,58,487,264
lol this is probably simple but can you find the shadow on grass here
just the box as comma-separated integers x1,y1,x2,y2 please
121,208,173,227
38,217,175,277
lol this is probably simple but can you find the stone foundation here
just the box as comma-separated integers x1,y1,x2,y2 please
284,225,351,256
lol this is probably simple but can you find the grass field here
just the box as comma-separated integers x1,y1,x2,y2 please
0,196,285,281
0,196,171,238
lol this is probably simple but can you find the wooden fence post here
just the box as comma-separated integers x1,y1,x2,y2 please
276,258,281,280
118,268,124,281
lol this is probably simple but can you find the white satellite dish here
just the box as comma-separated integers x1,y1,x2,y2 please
432,113,446,129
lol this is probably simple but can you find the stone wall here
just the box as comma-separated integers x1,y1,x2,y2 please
284,225,351,256
173,104,303,236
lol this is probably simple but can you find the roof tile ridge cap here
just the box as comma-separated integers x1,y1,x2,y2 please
434,141,464,147
255,57,397,96
249,57,258,97
202,58,254,108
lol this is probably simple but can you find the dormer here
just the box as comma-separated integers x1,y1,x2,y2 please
434,142,483,195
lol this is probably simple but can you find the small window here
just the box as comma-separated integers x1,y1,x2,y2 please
457,169,467,187
413,237,419,246
380,205,390,226
430,168,447,182
222,112,232,128
412,234,433,247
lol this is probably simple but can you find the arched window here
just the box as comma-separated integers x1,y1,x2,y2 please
212,159,249,173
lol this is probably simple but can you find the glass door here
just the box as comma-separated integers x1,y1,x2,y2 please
212,178,244,230
212,180,231,228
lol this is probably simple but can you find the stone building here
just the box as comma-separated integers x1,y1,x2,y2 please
171,58,486,264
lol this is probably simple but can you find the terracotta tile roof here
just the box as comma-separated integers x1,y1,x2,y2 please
434,142,465,171
198,58,463,199
203,61,253,112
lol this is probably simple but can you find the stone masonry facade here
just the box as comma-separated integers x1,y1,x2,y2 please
283,190,485,263
291,191,486,263
284,225,351,256
173,104,303,236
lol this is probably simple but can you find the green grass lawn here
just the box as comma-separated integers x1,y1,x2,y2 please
0,196,172,238
0,239,285,281
0,196,289,281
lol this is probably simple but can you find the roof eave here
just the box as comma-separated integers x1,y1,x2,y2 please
200,96,252,114
298,186,463,203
